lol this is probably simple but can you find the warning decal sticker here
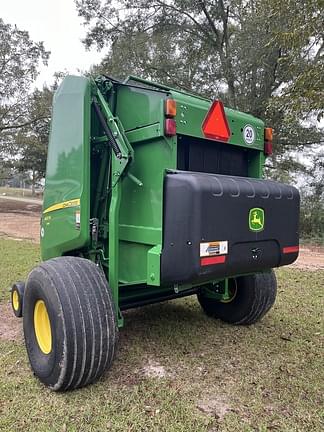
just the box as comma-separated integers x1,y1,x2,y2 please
75,210,81,230
200,241,228,257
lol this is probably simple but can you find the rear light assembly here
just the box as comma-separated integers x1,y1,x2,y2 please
264,127,273,156
165,118,176,136
164,98,177,136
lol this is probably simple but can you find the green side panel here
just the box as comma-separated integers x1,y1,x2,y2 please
118,135,177,285
114,85,165,132
119,242,149,285
41,76,91,260
112,84,176,286
119,137,176,235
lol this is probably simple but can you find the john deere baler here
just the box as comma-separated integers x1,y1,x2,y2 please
11,75,299,391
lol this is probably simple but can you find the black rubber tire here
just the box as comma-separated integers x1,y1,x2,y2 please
11,281,25,318
197,270,277,325
23,256,118,391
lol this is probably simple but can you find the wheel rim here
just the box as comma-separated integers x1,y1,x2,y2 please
12,290,19,311
34,300,52,354
220,279,238,303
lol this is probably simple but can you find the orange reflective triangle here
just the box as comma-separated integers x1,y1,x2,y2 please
202,100,231,142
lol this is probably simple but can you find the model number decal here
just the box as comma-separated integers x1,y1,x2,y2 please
200,241,228,257
43,198,80,215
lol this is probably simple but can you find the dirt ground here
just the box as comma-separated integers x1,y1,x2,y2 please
0,198,41,243
0,301,23,341
0,197,323,270
290,245,324,271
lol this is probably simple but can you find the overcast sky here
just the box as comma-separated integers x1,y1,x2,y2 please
1,0,103,87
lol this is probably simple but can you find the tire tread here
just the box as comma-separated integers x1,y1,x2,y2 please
198,270,277,325
24,256,117,391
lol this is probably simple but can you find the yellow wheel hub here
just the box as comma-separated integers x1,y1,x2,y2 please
34,300,52,354
12,290,19,311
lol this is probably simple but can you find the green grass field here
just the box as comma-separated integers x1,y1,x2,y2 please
0,238,323,432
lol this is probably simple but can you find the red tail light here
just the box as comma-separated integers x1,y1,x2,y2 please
165,118,176,136
264,141,273,155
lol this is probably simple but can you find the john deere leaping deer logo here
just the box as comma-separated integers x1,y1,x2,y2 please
249,208,265,232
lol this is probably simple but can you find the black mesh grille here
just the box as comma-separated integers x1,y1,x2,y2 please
177,135,249,177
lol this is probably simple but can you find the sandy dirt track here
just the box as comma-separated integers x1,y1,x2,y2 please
0,198,41,243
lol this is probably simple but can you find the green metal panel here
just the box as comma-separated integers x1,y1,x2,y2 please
126,123,162,144
40,76,91,260
123,75,265,151
118,135,177,285
119,137,176,233
171,91,264,151
119,242,149,285
114,85,166,132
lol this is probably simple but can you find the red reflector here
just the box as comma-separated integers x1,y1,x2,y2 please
202,100,231,142
264,141,273,156
283,246,299,254
165,118,176,136
201,255,226,266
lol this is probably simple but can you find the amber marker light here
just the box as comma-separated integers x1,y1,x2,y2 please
265,127,273,142
165,99,177,117
264,127,273,156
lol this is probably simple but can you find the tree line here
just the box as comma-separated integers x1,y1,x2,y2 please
0,0,323,240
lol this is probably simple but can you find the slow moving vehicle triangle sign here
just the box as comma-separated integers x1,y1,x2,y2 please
202,100,231,142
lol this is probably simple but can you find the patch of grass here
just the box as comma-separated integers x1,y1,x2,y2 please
0,239,40,302
0,238,323,431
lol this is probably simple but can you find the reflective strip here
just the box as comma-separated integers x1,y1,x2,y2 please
43,198,80,214
283,246,299,254
201,255,226,266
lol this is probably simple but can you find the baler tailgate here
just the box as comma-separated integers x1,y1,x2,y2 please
161,170,300,284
